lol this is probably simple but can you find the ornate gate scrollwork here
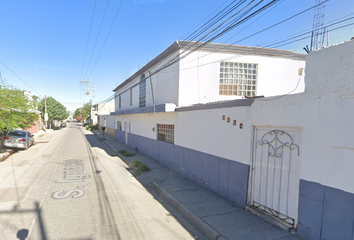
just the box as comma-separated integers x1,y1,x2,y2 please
251,129,300,227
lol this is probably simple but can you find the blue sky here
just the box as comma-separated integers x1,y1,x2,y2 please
1,0,353,112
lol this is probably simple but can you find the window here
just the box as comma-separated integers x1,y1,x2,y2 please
118,95,121,109
117,121,122,130
130,89,133,106
157,124,174,144
219,61,257,96
139,74,146,108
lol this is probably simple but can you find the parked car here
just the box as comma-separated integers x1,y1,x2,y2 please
3,130,34,150
60,122,67,127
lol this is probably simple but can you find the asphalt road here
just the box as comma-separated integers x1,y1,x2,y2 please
0,123,196,240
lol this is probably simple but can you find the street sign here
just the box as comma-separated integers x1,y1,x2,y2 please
44,113,48,121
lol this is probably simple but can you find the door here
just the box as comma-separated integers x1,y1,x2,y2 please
250,127,301,227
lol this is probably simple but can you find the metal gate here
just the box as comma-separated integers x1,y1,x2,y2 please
250,128,301,227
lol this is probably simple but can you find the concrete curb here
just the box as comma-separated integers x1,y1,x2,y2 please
0,150,13,162
151,181,226,240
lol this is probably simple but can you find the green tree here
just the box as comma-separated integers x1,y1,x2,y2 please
81,103,91,119
38,97,69,122
73,103,91,122
0,86,38,133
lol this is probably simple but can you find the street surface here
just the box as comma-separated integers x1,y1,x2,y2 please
0,123,196,240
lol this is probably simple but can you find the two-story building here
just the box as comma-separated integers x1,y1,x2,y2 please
99,39,354,240
100,39,306,206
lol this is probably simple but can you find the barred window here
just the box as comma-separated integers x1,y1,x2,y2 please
157,124,174,144
117,121,122,130
219,62,257,96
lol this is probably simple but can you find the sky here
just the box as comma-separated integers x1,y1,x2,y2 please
0,0,353,112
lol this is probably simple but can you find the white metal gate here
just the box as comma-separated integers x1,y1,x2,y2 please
250,128,301,227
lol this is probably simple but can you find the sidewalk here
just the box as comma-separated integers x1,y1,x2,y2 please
92,130,300,240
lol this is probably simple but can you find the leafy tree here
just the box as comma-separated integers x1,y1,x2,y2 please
74,108,81,119
38,97,69,122
81,103,91,119
0,86,38,133
73,103,91,122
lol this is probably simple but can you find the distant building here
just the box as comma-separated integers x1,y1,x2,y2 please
93,100,115,126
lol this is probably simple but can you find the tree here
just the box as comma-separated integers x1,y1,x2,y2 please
81,103,91,119
38,97,69,122
0,86,38,133
73,103,91,122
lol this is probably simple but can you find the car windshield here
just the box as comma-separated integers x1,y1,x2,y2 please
9,131,26,137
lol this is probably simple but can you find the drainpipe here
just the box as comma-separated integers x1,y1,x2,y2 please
149,71,155,115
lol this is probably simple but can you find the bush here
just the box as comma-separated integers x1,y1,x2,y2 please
84,124,98,131
118,150,135,157
132,160,150,173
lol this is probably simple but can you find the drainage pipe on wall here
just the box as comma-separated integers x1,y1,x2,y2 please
149,71,156,115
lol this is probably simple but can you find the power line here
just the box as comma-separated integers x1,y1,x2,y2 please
83,0,111,79
161,0,330,74
79,0,97,80
0,60,43,98
87,0,124,79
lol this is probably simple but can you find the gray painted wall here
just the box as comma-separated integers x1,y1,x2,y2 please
127,132,249,207
115,130,125,144
298,179,354,240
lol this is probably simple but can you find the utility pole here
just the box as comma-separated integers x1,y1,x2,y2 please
44,95,48,130
80,79,95,125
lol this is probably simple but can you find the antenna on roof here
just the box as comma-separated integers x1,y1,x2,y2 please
310,0,327,51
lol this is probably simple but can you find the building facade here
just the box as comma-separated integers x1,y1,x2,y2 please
100,40,354,239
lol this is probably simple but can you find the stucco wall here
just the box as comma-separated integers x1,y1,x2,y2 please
108,40,354,240
115,52,180,112
178,50,306,107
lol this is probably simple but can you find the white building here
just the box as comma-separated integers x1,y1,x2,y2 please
92,100,115,126
113,41,306,113
100,40,354,239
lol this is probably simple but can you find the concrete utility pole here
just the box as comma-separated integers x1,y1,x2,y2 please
80,79,95,125
44,95,48,130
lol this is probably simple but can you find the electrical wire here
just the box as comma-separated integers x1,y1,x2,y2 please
87,0,124,79
103,0,352,107
0,60,43,98
79,0,97,80
83,0,111,80
159,0,331,74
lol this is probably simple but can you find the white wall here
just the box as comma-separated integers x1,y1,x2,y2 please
111,41,354,195
176,107,252,165
178,50,305,107
251,40,354,194
114,52,180,112
114,112,177,139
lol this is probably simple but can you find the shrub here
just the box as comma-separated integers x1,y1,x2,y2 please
131,160,150,173
118,150,135,157
84,124,98,131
